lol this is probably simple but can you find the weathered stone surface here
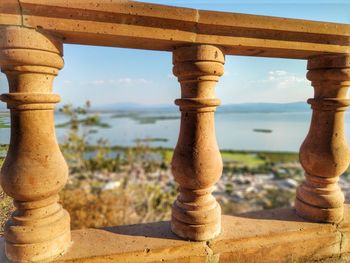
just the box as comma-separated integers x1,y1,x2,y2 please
0,1,349,58
0,1,349,262
295,54,350,223
0,26,71,263
171,45,224,241
57,222,210,263
0,0,21,26
1,206,348,262
211,209,341,263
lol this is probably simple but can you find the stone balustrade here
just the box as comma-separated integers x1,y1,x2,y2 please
0,26,71,263
171,45,224,241
0,1,350,262
296,54,350,223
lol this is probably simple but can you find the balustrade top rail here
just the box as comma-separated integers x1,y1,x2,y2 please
1,0,350,59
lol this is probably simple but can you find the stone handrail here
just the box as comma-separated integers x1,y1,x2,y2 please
1,0,350,58
0,0,350,262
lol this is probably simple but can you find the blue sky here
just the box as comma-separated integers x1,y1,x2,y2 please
0,0,349,107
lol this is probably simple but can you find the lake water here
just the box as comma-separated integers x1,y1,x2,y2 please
1,111,350,152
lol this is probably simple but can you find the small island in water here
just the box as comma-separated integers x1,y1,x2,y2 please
253,128,273,133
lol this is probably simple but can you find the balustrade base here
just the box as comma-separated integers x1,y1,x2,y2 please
295,197,344,224
5,231,71,263
1,205,350,263
170,215,221,241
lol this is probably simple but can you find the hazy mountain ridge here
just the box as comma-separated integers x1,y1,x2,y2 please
0,101,310,113
218,102,309,113
91,102,310,113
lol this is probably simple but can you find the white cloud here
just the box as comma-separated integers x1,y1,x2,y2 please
251,70,308,89
116,78,150,85
269,70,287,76
85,78,152,87
62,80,72,85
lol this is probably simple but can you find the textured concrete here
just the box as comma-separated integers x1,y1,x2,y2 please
1,206,348,262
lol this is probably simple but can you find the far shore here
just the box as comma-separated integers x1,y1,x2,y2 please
0,143,299,167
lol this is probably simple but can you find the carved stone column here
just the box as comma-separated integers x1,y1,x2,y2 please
171,45,224,241
0,26,71,262
295,54,350,223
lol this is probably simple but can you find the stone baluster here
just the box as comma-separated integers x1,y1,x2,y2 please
295,54,350,223
171,45,224,241
0,26,71,262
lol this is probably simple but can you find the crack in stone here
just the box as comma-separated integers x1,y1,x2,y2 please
16,0,24,26
205,240,219,263
339,231,345,260
193,9,200,44
336,221,345,260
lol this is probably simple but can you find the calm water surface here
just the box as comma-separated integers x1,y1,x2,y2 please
1,111,350,152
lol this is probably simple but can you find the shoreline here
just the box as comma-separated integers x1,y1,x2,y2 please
0,144,299,167
1,144,299,155
88,144,299,154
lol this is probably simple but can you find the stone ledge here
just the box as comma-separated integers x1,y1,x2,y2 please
1,0,350,59
1,205,350,262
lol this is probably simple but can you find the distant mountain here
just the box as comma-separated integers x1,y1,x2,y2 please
91,102,177,112
91,101,310,113
218,102,309,113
